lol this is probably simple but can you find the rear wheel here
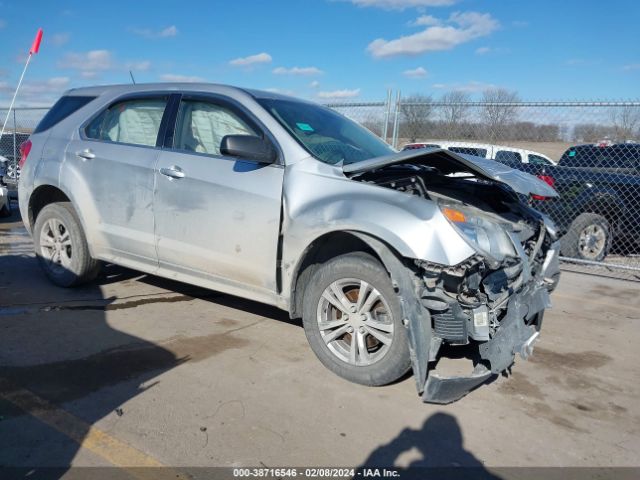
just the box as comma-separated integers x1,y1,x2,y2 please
33,202,100,287
561,213,611,262
302,253,411,386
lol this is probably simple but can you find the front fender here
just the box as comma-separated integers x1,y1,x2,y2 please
280,158,474,282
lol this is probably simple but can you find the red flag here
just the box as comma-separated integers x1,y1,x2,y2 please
29,28,43,54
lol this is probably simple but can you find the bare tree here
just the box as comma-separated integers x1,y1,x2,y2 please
482,88,520,141
610,105,640,141
400,94,434,143
439,91,470,139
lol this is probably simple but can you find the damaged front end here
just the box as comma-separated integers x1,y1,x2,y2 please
347,149,561,404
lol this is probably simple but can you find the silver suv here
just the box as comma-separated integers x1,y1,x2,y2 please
19,83,560,403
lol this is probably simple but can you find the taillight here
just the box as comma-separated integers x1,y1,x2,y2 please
18,139,32,169
537,174,555,188
532,174,555,201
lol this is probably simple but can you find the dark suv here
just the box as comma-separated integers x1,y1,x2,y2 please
514,143,640,261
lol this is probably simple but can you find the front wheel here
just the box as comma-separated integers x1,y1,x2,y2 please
33,202,100,287
561,213,612,262
302,252,411,386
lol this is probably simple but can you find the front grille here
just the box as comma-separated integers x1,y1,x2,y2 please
433,311,467,342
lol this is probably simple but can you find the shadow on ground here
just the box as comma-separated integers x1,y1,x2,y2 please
359,412,500,479
0,253,183,471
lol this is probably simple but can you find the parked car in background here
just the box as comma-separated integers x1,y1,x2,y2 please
506,143,640,262
19,83,560,404
403,141,556,166
0,132,29,184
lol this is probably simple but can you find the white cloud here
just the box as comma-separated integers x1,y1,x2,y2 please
475,46,491,55
229,52,272,67
622,63,640,71
58,50,114,72
0,19,6,29
310,80,320,88
342,0,456,10
272,66,323,76
131,25,178,38
317,88,361,99
412,15,440,26
0,77,70,105
512,20,528,28
126,60,152,71
432,80,497,92
159,25,178,37
159,74,204,82
58,50,152,79
403,67,428,78
51,33,71,47
368,11,499,58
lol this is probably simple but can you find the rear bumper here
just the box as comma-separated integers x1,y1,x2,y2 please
421,241,560,404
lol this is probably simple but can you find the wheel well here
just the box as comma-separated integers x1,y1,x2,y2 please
28,185,70,227
288,231,385,319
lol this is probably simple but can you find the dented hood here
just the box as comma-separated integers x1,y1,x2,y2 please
343,148,558,198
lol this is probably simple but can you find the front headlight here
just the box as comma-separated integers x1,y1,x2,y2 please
440,205,517,263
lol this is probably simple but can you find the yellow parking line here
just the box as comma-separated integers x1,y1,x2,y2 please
0,377,180,477
554,292,640,314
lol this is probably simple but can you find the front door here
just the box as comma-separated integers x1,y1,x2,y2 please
153,96,284,295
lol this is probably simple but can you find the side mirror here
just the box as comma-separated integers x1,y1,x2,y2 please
220,135,277,164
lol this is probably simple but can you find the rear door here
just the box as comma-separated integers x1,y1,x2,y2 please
64,94,170,268
153,94,284,294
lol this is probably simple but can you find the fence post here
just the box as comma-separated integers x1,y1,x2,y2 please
382,89,392,143
391,90,401,149
12,109,17,163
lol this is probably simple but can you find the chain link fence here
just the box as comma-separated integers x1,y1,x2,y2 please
2,100,640,281
329,95,640,281
0,108,48,188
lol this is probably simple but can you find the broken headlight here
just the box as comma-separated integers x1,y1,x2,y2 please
440,205,517,263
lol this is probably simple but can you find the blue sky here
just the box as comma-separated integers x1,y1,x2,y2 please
1,0,639,106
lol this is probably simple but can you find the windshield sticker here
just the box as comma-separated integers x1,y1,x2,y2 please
296,122,314,132
569,150,576,157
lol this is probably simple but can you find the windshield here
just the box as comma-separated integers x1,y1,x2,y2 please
257,98,394,165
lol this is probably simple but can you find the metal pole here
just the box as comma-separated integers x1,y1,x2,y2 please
0,53,32,140
391,90,401,149
382,89,392,143
12,109,17,160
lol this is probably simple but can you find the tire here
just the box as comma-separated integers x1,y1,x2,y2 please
560,213,612,262
33,202,100,287
302,252,411,386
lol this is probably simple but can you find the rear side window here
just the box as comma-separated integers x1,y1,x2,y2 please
34,95,95,133
495,150,522,163
85,98,167,147
528,154,552,165
448,147,488,157
560,146,600,167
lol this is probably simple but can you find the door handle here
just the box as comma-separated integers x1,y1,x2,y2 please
76,149,95,160
159,166,185,179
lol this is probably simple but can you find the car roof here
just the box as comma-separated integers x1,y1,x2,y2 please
63,82,312,104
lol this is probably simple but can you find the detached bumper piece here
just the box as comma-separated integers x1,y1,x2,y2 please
422,365,494,404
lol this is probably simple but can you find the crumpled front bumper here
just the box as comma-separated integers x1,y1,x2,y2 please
421,240,560,404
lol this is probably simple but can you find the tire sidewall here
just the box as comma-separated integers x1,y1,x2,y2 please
562,213,611,262
33,203,91,287
302,253,411,386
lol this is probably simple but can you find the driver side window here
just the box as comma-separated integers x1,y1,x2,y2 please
173,100,256,156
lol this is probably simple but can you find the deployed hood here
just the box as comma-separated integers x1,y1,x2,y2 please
343,148,558,198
